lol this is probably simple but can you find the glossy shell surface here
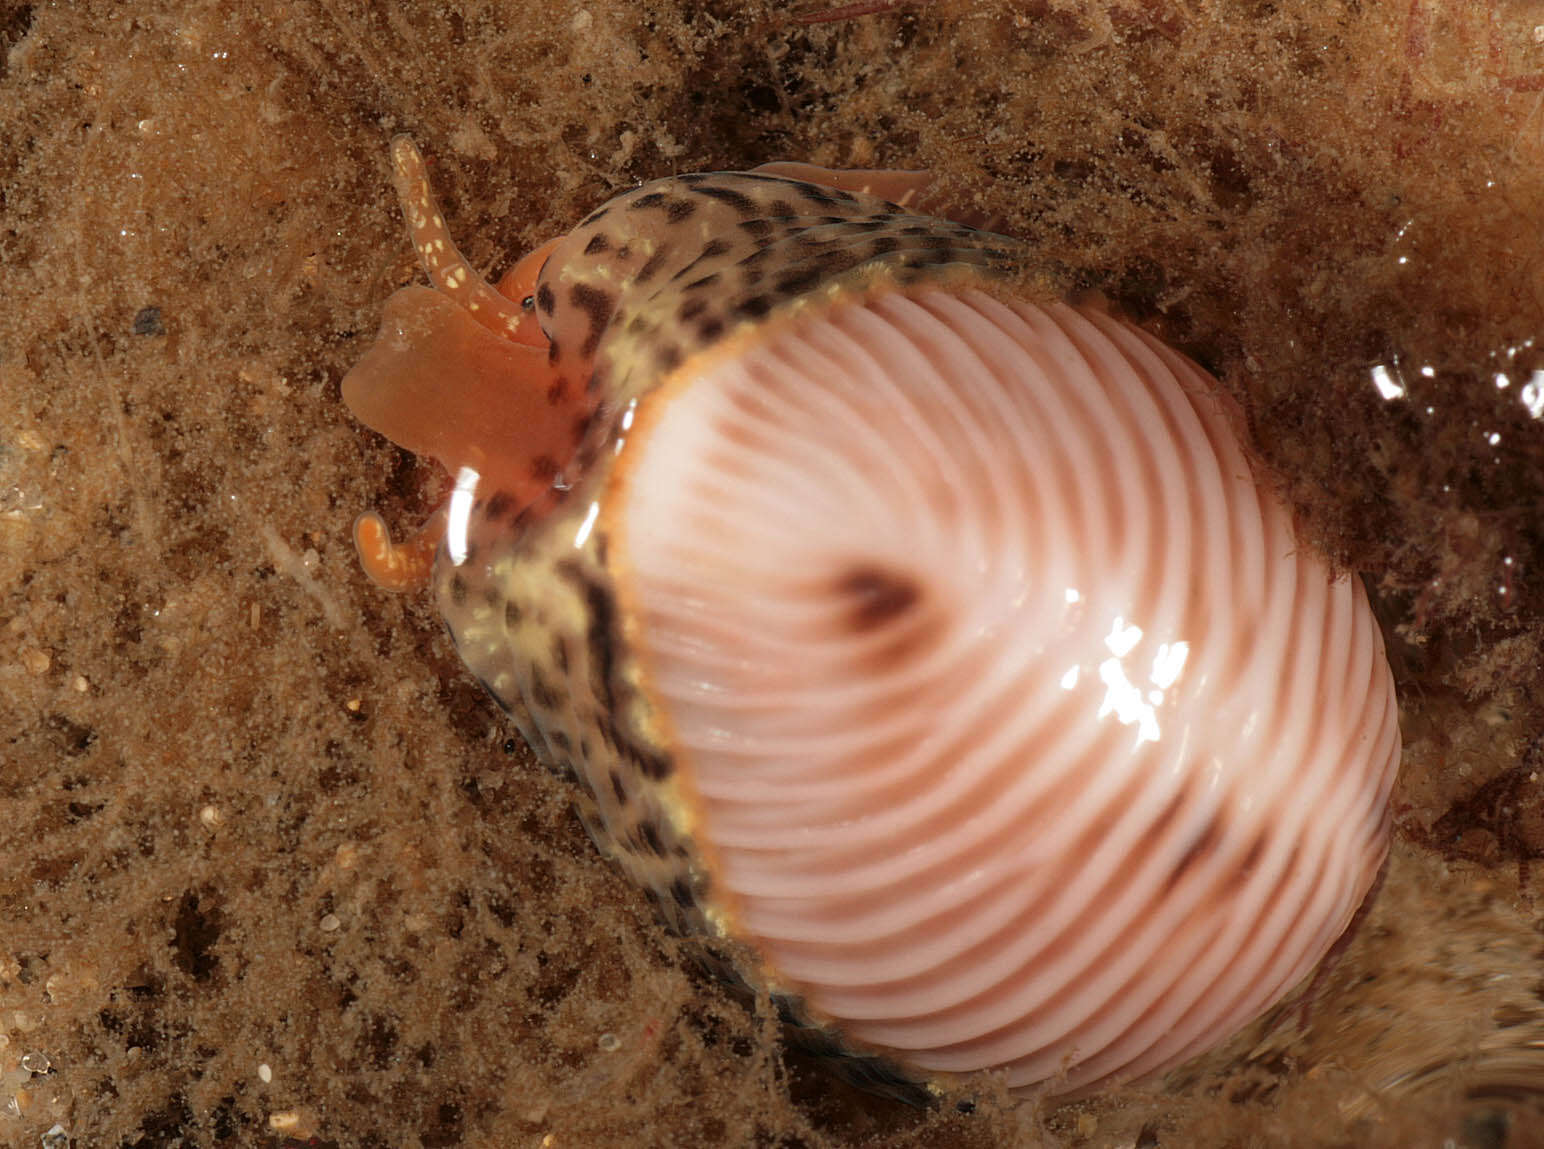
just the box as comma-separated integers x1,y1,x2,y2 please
343,143,1401,1100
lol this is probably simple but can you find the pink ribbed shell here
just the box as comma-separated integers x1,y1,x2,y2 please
615,287,1400,1094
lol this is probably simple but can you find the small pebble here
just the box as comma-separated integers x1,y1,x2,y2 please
258,1062,272,1083
597,1032,621,1052
319,913,341,932
132,306,165,336
41,1125,69,1149
19,1051,49,1074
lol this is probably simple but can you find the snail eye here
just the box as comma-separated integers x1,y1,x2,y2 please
521,294,536,312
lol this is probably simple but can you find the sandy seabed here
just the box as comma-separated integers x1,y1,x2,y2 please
5,1,1544,1146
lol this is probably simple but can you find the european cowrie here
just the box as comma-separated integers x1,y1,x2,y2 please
343,137,1400,1102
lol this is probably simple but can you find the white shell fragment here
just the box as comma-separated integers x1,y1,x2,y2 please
616,288,1401,1094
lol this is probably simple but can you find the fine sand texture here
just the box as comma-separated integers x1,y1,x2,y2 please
5,1,1544,1146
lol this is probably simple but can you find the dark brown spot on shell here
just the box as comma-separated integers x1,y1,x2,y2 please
834,566,923,634
1241,833,1267,873
670,240,733,284
794,181,840,205
636,246,671,284
898,250,955,273
546,378,568,404
665,198,697,222
583,233,611,256
639,820,666,856
734,295,773,320
569,282,617,356
629,191,668,211
633,740,672,782
690,183,757,215
1167,815,1226,892
678,297,709,322
610,770,628,803
554,560,674,783
449,574,468,607
536,283,556,315
774,267,825,297
687,238,732,267
503,600,521,628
